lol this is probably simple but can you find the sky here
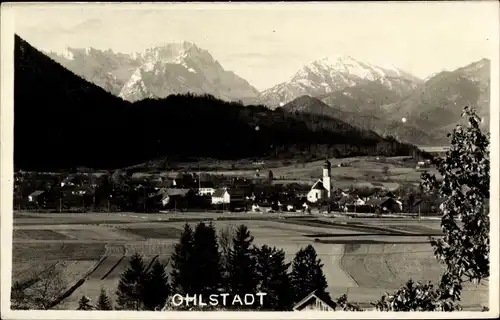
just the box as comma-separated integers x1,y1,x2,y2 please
11,2,499,91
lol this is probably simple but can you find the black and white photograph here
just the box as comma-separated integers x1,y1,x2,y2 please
1,1,498,318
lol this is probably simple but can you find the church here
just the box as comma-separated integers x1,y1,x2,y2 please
306,160,332,203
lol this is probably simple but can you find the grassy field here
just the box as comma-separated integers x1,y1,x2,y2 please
11,212,488,310
129,156,438,188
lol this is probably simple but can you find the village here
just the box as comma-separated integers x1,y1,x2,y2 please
14,159,443,217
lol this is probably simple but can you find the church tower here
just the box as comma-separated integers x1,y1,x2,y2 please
322,160,331,198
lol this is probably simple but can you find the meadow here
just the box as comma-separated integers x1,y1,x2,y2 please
11,211,487,310
133,156,438,189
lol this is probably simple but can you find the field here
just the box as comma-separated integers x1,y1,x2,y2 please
11,211,488,310
132,156,439,189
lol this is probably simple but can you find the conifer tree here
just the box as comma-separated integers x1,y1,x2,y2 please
289,244,330,303
143,260,171,311
226,224,258,308
255,245,294,311
191,222,223,298
170,223,195,295
96,288,113,310
218,226,234,289
116,253,148,310
77,295,94,310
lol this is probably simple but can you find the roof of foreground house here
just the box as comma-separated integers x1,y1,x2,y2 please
292,290,337,311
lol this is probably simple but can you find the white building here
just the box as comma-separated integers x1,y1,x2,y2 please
211,188,230,205
307,160,332,203
198,187,216,196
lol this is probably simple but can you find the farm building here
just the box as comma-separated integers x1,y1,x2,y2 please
211,188,249,204
211,188,250,211
307,160,333,203
293,290,337,312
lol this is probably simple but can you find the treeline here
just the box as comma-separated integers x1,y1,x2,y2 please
15,35,422,172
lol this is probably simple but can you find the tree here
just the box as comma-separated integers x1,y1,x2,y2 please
335,294,362,311
11,282,29,310
191,222,223,299
382,166,390,176
421,106,490,305
143,260,171,311
254,245,294,311
289,244,330,303
27,263,67,310
373,107,491,312
170,223,195,295
268,170,274,182
116,253,148,310
372,279,454,311
95,287,113,310
77,296,94,310
218,225,234,290
226,225,259,306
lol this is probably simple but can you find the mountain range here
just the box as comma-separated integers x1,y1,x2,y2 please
47,42,260,102
15,35,422,171
38,39,490,146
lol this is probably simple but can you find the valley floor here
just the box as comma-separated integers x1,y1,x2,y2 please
10,212,488,310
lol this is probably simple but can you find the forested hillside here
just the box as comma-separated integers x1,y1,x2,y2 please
14,35,421,171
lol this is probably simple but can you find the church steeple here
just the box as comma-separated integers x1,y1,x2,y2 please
322,160,331,198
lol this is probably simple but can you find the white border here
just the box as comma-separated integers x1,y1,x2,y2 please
1,2,499,319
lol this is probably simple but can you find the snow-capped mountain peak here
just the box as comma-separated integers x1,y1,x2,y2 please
61,48,75,60
45,41,260,103
137,41,214,66
259,55,422,108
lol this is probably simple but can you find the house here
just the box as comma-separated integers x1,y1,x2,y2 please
130,172,148,183
296,190,309,198
212,188,230,205
160,188,193,205
228,188,248,201
384,191,396,198
283,199,302,212
228,188,250,211
307,160,333,203
371,182,387,190
198,187,216,196
61,184,92,197
60,174,77,187
149,175,164,184
367,196,402,213
28,190,45,203
197,182,216,196
293,290,337,312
